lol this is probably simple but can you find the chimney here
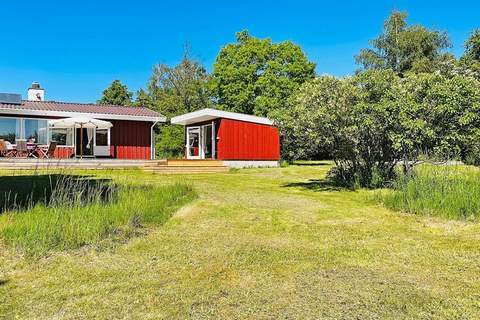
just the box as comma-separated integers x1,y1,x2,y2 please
27,81,45,101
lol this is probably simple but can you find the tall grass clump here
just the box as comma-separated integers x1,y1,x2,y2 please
379,165,480,220
0,174,195,257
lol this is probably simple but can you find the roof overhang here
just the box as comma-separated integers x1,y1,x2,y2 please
0,107,166,122
171,108,274,126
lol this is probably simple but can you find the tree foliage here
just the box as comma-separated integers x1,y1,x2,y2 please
98,80,133,106
148,53,211,117
460,29,480,78
210,30,315,117
144,51,211,158
281,71,480,188
355,11,450,75
463,29,480,62
134,88,153,108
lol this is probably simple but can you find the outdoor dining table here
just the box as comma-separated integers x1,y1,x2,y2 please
9,143,47,158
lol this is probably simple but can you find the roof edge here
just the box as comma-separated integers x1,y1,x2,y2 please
23,100,147,109
171,108,274,126
0,107,166,122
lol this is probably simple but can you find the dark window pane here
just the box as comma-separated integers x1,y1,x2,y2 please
204,125,212,158
95,129,108,146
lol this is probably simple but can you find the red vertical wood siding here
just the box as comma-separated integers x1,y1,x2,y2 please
216,118,280,160
110,120,152,160
52,120,152,160
53,147,74,158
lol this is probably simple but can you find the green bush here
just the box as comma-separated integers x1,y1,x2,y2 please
280,160,290,168
280,69,480,188
155,125,185,159
379,165,480,220
327,163,395,189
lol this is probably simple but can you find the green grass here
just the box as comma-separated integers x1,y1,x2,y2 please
379,165,480,220
0,173,195,257
1,164,480,319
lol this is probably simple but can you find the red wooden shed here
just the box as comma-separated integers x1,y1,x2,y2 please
171,109,280,167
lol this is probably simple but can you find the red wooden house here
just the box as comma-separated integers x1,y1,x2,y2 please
0,83,165,160
171,109,280,167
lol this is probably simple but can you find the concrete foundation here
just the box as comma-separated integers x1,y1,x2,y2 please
222,160,279,168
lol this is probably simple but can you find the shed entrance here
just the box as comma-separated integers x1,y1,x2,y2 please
186,123,215,160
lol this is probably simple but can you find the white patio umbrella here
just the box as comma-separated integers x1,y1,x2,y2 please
49,117,113,158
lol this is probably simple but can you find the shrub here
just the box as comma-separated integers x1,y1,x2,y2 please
279,71,480,188
280,160,290,168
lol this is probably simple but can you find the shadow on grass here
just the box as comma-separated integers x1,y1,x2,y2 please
282,178,352,192
0,174,116,213
0,279,8,286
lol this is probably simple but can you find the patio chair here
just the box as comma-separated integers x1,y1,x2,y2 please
1,140,15,158
39,141,57,159
15,140,28,158
0,140,9,157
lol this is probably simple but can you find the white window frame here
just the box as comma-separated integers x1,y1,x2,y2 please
185,123,216,160
49,126,75,148
186,126,201,160
93,128,111,157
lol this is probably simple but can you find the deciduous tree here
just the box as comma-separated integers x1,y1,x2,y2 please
145,50,211,158
98,80,133,106
355,11,451,75
210,30,315,117
460,29,480,78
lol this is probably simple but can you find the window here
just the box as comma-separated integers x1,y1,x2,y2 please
0,118,50,144
95,129,109,146
24,119,48,144
50,128,73,146
0,118,19,143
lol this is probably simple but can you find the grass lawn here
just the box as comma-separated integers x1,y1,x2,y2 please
1,163,480,319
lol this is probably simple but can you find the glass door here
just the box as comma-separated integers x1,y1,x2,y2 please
75,128,94,157
186,127,201,159
202,124,213,159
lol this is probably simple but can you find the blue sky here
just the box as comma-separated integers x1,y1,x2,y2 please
1,0,478,103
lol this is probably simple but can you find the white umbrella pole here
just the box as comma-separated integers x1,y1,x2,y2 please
80,123,83,159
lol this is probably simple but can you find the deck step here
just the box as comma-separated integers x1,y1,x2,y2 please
145,166,228,171
165,159,224,167
144,167,229,174
0,159,228,173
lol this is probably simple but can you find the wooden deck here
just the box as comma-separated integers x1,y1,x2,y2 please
0,158,229,174
144,159,229,174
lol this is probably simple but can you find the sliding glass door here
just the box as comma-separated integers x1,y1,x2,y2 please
75,128,94,157
186,124,215,159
